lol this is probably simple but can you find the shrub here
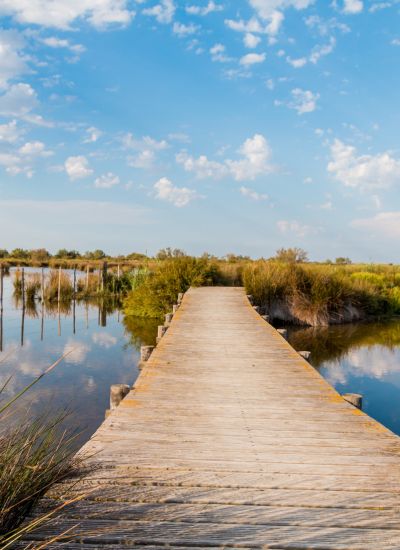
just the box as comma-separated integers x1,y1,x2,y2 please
124,256,221,317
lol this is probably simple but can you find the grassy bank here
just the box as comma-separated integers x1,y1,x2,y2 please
243,262,400,326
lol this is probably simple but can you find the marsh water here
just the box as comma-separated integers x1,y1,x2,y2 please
0,268,158,447
2,268,400,447
287,320,400,435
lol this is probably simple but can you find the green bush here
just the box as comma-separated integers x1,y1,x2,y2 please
124,256,221,317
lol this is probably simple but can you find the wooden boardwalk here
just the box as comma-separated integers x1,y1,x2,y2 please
29,287,400,548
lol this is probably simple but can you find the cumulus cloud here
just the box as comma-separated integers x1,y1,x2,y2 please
210,43,232,62
123,132,168,169
94,172,120,188
92,332,117,348
65,155,93,180
40,36,85,53
177,134,274,182
240,52,266,65
19,140,52,157
248,0,315,19
63,339,91,364
0,83,37,117
0,120,21,143
351,212,400,238
172,22,199,36
240,186,268,201
84,126,102,143
154,177,200,207
143,0,175,23
342,0,363,13
225,11,283,41
244,33,262,48
0,0,134,29
327,139,400,190
287,88,319,114
0,30,28,89
186,1,223,15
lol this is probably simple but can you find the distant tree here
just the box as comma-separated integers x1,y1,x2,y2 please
274,247,308,263
55,249,81,259
156,248,186,260
84,249,107,260
10,248,29,259
225,253,251,262
125,252,148,261
335,257,352,265
29,248,50,262
325,259,333,264
0,249,9,258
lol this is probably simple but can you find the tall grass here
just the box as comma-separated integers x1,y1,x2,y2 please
243,261,397,326
0,353,84,546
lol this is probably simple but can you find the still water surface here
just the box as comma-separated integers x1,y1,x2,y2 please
0,268,158,447
2,268,400,445
287,320,400,436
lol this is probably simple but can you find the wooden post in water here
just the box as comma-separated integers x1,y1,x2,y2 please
253,305,260,313
246,294,254,304
173,304,179,314
261,314,270,322
110,384,130,410
299,351,311,362
101,261,108,293
156,325,167,343
41,267,45,303
86,265,90,292
277,328,287,340
165,313,173,325
343,393,363,410
21,267,25,308
138,345,155,369
57,266,61,303
177,292,184,304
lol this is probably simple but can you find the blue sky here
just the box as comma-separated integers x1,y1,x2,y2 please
0,0,399,260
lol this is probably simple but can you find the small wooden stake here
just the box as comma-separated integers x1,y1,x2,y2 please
57,266,61,303
299,351,311,362
177,292,184,304
342,393,363,410
141,345,155,362
253,305,260,313
173,304,179,314
165,313,173,325
246,294,254,304
277,328,287,340
110,384,130,410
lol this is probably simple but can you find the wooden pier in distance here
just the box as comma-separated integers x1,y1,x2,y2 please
29,287,400,548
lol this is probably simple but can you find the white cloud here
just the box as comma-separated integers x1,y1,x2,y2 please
172,22,199,36
277,219,315,237
123,132,168,169
176,151,228,179
177,134,274,182
309,36,336,63
225,11,283,40
0,120,21,143
19,140,52,157
286,56,307,68
0,83,37,116
342,0,363,13
288,88,319,114
40,36,85,53
240,186,268,201
327,139,400,190
351,212,400,238
248,0,315,19
244,33,262,48
210,43,232,62
391,38,400,46
240,52,266,65
64,339,91,365
65,155,93,180
94,172,120,188
0,0,134,29
154,177,200,207
227,134,273,180
84,126,102,143
143,0,175,23
0,30,28,89
186,1,223,15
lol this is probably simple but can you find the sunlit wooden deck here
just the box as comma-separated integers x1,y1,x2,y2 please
29,287,400,548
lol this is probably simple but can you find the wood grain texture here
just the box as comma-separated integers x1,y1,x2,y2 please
24,287,400,549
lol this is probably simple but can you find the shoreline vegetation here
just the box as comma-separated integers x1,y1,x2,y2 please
2,247,400,326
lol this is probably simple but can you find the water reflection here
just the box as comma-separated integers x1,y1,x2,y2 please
0,268,158,448
287,319,400,435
